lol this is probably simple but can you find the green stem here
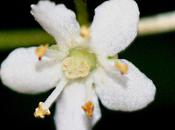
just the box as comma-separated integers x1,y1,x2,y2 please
74,0,89,26
0,29,54,50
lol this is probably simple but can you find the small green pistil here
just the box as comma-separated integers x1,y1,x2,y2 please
69,48,97,70
62,48,97,79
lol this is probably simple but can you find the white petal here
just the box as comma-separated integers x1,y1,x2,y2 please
90,0,139,57
0,47,61,94
54,82,101,130
94,60,156,111
31,0,80,44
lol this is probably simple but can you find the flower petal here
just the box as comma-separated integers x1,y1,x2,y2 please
0,47,61,94
31,0,80,44
54,82,101,130
94,60,156,111
90,0,139,57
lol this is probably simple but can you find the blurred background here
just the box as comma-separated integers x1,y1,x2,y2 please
0,0,175,130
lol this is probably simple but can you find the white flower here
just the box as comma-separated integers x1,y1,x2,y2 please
0,0,156,130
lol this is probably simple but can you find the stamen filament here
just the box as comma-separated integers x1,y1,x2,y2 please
85,77,94,102
45,45,68,61
34,78,68,118
44,78,68,108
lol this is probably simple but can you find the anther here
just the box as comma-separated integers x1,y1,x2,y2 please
34,102,50,119
115,60,128,75
35,44,48,61
80,26,90,39
34,78,68,119
82,101,94,119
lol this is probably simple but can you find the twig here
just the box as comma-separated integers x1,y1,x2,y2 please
138,11,175,36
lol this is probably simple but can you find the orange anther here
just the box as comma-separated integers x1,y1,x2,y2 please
82,101,94,119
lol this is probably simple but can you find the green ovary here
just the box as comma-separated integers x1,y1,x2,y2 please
62,48,97,79
69,48,97,70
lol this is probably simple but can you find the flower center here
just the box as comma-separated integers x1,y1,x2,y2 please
62,48,97,79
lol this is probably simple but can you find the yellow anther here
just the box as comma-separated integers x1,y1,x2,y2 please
115,60,128,75
35,44,48,61
62,57,90,79
82,101,94,119
34,102,51,119
80,26,90,39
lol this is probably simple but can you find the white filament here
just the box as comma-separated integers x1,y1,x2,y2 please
85,74,96,102
44,77,68,108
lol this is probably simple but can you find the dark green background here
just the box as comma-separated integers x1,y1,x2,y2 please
0,0,175,129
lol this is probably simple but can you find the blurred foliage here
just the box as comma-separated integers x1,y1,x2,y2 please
0,29,54,50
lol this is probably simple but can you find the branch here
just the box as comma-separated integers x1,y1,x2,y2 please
138,11,175,36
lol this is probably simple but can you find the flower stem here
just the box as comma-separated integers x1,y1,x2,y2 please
74,0,89,26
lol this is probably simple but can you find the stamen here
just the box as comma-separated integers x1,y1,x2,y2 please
35,44,48,61
34,78,68,119
80,26,90,39
82,101,94,119
82,77,95,119
115,60,128,75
